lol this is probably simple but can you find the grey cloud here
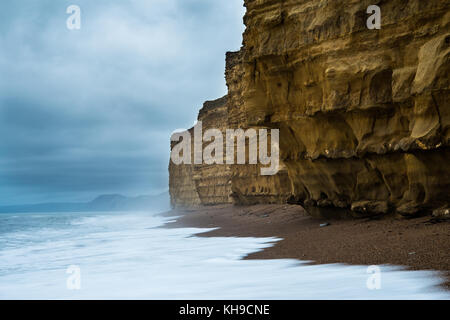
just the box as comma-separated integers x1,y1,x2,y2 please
0,0,245,205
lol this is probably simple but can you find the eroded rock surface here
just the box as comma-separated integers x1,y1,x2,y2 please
169,97,233,208
170,0,450,215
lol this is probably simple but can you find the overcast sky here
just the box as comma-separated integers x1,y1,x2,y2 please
0,0,245,205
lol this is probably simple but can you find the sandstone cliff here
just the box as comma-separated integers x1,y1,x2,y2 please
169,96,233,208
169,0,450,216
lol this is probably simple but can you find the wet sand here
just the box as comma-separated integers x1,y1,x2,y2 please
164,204,450,287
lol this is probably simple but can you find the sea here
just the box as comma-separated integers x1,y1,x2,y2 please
0,210,448,299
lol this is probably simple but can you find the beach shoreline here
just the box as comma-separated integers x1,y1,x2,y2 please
163,204,450,288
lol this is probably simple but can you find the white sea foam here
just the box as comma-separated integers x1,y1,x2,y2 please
0,211,448,300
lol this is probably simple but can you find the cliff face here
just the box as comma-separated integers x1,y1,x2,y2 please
169,97,232,208
170,0,450,216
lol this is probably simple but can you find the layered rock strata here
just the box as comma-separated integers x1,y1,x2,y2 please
169,97,233,208
170,0,450,216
